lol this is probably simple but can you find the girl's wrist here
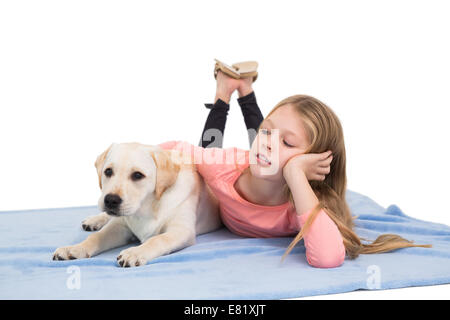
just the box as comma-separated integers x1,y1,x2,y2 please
283,165,306,185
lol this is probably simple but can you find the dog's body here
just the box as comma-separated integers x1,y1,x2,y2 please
52,142,222,267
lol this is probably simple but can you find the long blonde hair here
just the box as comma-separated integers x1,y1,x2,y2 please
261,94,431,261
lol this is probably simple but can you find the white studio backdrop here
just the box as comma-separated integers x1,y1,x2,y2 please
1,0,449,229
1,0,450,300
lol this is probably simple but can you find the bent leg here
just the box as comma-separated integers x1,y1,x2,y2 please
237,91,264,147
198,98,230,148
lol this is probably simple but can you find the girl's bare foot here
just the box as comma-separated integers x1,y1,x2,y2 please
237,77,254,98
214,71,241,104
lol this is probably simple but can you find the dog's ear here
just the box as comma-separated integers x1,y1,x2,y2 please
95,144,113,189
150,150,180,200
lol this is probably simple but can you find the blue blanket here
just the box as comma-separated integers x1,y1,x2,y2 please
1,190,450,299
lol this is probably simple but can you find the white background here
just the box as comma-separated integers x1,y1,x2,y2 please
1,0,449,299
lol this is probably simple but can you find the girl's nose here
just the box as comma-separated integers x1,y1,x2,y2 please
260,142,271,153
257,133,272,152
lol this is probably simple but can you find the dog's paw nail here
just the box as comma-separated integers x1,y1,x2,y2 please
117,255,122,261
135,261,140,266
118,260,124,267
84,225,92,231
93,226,98,231
68,254,76,260
124,262,130,268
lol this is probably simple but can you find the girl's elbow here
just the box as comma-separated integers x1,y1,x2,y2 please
307,247,345,269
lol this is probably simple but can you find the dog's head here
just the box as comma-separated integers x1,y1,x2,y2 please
94,142,180,217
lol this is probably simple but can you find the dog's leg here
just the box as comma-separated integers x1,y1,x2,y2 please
81,212,111,231
116,220,196,268
53,218,133,261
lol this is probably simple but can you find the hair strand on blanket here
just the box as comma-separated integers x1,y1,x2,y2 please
281,185,432,264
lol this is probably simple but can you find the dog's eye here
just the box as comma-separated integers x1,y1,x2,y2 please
131,171,145,181
104,168,113,177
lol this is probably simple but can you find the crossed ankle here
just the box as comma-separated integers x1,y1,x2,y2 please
238,87,254,98
237,90,255,103
214,93,231,104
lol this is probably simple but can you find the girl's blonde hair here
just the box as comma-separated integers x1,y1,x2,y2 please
260,94,431,261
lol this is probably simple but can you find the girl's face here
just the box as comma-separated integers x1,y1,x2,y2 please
249,104,310,181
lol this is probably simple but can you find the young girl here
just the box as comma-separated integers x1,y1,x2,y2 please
159,68,430,268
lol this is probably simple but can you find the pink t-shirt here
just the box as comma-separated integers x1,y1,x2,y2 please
158,140,345,268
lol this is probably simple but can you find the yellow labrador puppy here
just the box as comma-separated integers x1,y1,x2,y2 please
52,142,222,267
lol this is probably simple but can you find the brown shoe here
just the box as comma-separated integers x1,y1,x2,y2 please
214,58,258,83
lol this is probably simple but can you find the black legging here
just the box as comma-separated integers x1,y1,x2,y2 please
198,91,264,148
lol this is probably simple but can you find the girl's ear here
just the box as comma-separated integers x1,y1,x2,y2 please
94,144,113,189
150,150,180,200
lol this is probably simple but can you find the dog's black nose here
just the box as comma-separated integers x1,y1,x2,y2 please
104,194,122,209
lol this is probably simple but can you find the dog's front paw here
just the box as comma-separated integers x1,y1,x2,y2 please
82,213,110,231
117,247,147,268
52,245,91,261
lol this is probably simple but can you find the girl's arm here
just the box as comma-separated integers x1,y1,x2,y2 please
284,168,346,268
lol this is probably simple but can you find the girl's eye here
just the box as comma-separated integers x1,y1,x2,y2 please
104,168,113,177
260,128,295,147
131,171,145,181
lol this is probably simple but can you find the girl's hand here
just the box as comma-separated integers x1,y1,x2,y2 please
283,150,333,182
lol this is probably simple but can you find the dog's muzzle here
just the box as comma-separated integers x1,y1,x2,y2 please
104,193,122,215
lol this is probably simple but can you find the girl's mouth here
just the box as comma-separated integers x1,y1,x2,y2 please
256,153,271,166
